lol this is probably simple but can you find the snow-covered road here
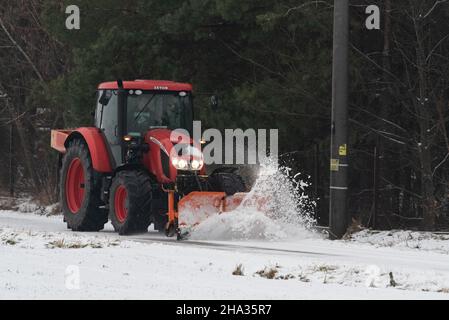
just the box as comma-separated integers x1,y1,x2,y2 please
1,210,449,299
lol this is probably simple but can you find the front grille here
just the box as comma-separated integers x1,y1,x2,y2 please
176,174,209,196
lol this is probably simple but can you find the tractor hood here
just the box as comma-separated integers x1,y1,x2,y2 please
142,128,205,183
145,128,179,157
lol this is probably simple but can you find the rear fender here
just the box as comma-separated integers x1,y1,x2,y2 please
51,128,113,173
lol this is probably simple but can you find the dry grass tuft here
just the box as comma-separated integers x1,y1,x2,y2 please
256,266,279,279
232,264,244,276
46,239,114,249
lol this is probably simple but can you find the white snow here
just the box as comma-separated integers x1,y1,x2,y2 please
348,229,449,255
189,207,321,241
190,208,293,240
0,196,58,216
1,167,448,299
1,210,449,300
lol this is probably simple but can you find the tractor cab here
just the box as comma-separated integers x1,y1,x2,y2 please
94,80,194,168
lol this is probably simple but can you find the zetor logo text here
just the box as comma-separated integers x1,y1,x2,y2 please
171,121,278,165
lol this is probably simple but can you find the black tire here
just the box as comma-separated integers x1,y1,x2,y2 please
150,190,168,232
209,169,246,195
109,170,153,235
60,139,107,231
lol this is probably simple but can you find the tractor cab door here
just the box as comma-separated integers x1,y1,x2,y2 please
95,90,123,168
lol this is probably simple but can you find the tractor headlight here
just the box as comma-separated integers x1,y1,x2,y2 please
171,145,204,171
191,159,203,170
177,159,188,170
172,157,189,170
171,157,203,171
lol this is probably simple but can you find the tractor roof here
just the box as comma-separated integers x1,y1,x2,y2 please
98,80,193,92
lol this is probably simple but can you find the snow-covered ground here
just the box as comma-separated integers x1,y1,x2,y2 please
1,210,449,300
349,229,449,254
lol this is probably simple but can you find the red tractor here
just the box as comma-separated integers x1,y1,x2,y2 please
51,80,248,239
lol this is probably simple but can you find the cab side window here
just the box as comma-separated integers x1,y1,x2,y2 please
94,91,102,128
96,90,118,144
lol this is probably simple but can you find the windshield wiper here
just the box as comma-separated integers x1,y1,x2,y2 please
134,94,156,121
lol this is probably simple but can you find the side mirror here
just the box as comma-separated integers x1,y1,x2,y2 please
210,95,219,110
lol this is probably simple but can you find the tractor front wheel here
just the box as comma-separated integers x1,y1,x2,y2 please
109,170,153,235
209,169,246,195
60,139,107,231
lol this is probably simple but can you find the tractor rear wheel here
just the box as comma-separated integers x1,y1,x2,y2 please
109,170,153,235
60,139,107,231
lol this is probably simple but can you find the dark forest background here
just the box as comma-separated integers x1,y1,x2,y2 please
1,0,449,230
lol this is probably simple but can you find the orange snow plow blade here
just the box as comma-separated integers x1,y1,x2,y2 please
177,191,268,233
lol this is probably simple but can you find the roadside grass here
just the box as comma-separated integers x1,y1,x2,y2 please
46,238,120,249
256,266,279,279
232,264,244,276
1,231,20,246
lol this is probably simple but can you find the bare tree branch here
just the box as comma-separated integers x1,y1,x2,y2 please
422,0,448,19
0,15,45,84
284,1,332,16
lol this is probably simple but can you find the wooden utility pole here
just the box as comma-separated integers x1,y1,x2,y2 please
329,0,350,239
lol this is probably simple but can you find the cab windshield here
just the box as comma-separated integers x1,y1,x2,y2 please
126,91,193,135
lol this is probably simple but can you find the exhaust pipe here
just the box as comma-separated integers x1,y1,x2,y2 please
117,79,127,164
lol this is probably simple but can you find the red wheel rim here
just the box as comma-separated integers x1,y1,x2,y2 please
114,185,128,223
65,158,85,214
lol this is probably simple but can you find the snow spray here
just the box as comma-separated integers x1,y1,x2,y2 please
190,159,318,241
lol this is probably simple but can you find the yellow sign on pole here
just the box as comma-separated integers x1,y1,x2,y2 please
330,159,340,171
339,144,347,156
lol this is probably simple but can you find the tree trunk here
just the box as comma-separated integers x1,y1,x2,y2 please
377,0,392,228
5,99,42,194
414,17,437,230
